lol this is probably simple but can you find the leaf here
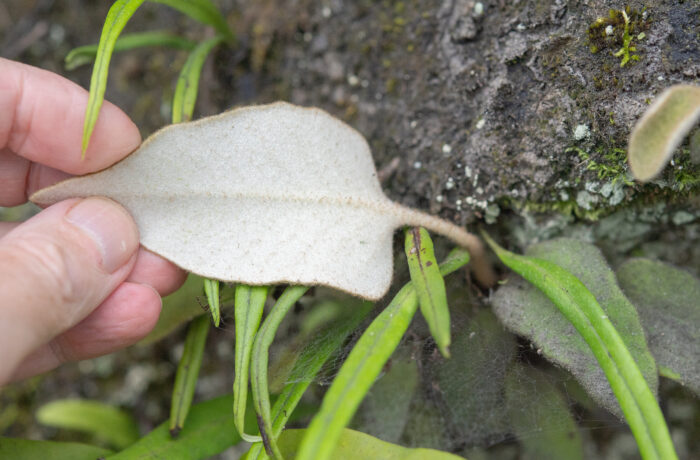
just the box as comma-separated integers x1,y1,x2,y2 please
616,258,700,395
628,85,700,182
171,36,225,123
151,0,233,41
65,31,196,70
0,437,112,460
139,274,206,345
351,348,419,444
80,0,146,156
490,238,657,418
233,285,268,442
433,309,516,446
32,103,492,300
107,395,251,460
273,428,464,460
485,235,676,460
505,364,584,460
36,399,139,449
247,303,372,460
405,227,451,357
169,315,210,436
202,278,220,326
296,249,470,460
250,286,308,459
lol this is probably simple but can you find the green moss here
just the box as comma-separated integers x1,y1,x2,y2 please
567,145,633,186
587,7,650,67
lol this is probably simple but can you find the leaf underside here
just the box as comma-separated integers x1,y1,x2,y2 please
33,103,479,300
628,85,700,182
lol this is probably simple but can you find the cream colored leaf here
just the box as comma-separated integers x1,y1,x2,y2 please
628,85,700,182
32,103,491,299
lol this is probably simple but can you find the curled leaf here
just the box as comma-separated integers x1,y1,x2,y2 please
233,285,268,442
33,103,492,300
64,31,196,70
628,85,700,182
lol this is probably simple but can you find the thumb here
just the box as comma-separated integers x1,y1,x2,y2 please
0,197,139,382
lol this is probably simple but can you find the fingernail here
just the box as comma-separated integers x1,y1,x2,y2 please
66,198,139,273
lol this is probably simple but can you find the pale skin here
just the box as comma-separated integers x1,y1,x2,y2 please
0,57,187,385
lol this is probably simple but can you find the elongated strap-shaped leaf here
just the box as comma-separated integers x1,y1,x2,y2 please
296,249,470,460
65,31,196,70
169,314,210,436
233,285,268,442
277,428,464,460
151,0,233,41
483,234,677,460
172,35,225,123
250,286,309,459
36,399,139,449
405,227,451,358
108,395,248,460
34,103,494,299
0,437,112,460
203,279,221,326
247,303,372,460
628,85,700,182
80,0,146,156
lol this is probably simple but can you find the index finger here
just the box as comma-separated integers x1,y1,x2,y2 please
0,57,141,175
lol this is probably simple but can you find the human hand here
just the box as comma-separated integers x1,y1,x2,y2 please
0,58,187,385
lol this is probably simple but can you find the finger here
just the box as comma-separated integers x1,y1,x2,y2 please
8,282,162,382
0,197,139,384
0,57,141,175
0,221,20,238
0,147,72,207
127,249,187,296
2,222,185,295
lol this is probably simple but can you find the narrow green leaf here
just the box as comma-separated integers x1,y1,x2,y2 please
169,314,210,436
296,249,470,460
276,428,464,460
490,238,658,417
81,0,146,156
233,285,268,442
483,233,677,460
0,438,111,460
405,227,451,358
172,35,225,123
151,0,234,41
296,284,418,460
36,399,139,449
247,303,372,460
108,395,251,460
250,286,309,459
628,85,700,182
203,278,221,326
65,31,196,70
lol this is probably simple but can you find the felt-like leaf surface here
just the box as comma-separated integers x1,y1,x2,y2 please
32,103,490,300
505,364,583,460
490,238,657,418
617,258,700,395
628,85,700,182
